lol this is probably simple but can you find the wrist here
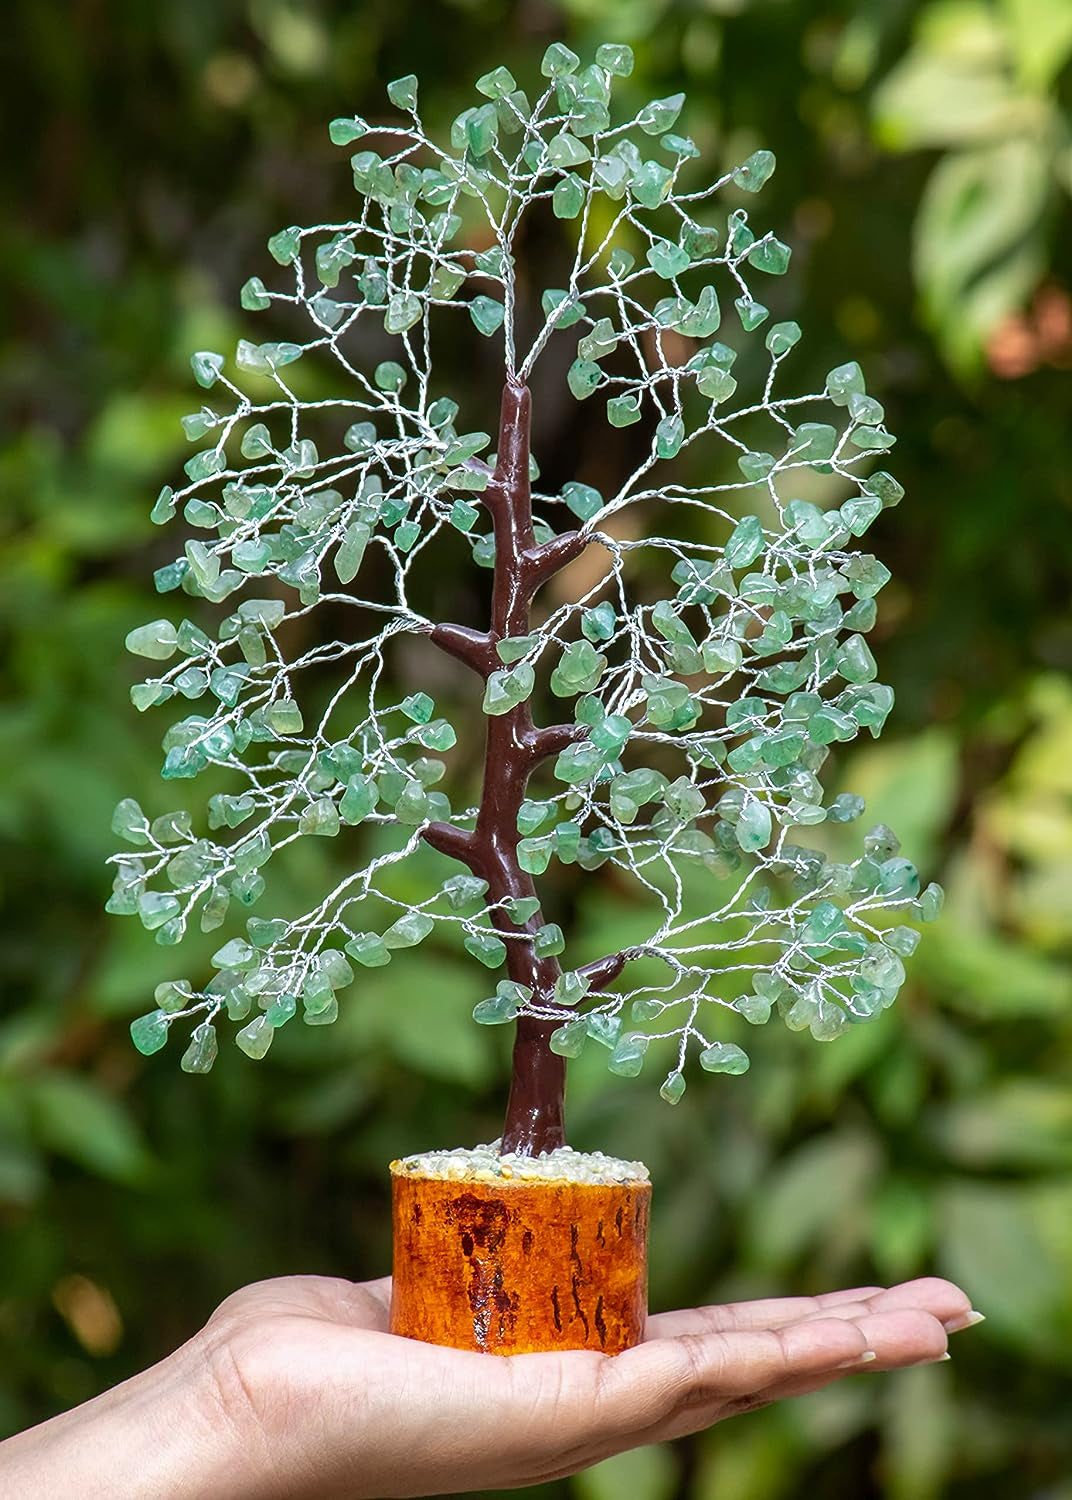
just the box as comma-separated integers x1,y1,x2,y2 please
0,1330,268,1500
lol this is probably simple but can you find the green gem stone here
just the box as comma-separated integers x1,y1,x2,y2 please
335,521,371,585
750,236,791,275
154,981,192,1014
660,1071,686,1105
180,1022,218,1074
766,321,801,357
472,993,519,1025
130,1010,169,1056
240,276,271,311
547,132,591,168
476,65,516,98
655,415,684,459
541,42,580,76
585,1011,621,1048
137,890,181,930
465,932,507,969
553,174,586,220
470,296,505,336
345,933,391,967
417,719,457,751
443,875,489,912
562,481,603,521
735,994,772,1025
112,797,150,844
386,74,418,110
299,799,340,837
838,635,878,684
630,160,672,208
236,1014,273,1059
735,297,769,331
450,500,479,532
637,93,684,135
517,836,552,875
266,994,298,1027
607,393,641,427
329,117,366,146
698,1041,750,1074
496,635,538,663
384,293,422,335
724,515,765,569
303,996,338,1026
608,1032,648,1077
647,239,691,279
533,923,564,957
402,692,434,724
483,665,534,715
596,42,633,75
793,422,837,463
826,361,866,405
593,156,630,198
736,798,772,852
126,620,178,661
383,912,434,948
567,358,601,400
841,495,883,535
733,149,776,192
268,699,303,735
581,602,616,642
340,774,376,824
549,1020,587,1057
267,226,301,265
864,823,900,860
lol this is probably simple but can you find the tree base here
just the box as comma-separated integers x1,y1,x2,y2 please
389,1147,651,1355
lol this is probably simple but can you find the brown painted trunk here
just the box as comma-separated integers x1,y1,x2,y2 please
389,1163,651,1355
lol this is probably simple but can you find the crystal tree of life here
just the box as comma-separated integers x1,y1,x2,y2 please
110,43,942,1157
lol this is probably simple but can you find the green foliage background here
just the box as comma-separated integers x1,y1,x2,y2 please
2,1,1070,1495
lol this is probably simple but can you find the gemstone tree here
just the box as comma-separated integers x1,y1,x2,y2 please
110,43,941,1155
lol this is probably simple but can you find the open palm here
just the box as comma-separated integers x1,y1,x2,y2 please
198,1273,976,1499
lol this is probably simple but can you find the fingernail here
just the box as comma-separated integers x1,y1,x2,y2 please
944,1310,985,1333
837,1350,877,1369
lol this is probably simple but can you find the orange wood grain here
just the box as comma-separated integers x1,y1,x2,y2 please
389,1166,651,1355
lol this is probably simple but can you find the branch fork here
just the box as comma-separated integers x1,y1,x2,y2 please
421,381,628,1154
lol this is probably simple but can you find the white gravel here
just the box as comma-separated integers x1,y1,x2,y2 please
391,1140,650,1186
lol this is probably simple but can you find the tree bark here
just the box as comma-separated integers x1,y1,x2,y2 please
422,381,623,1156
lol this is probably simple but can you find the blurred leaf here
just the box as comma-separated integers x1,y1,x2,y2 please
938,1182,1069,1357
874,5,1046,148
1000,0,1072,85
572,1444,677,1500
694,1411,802,1500
869,1175,935,1280
833,731,958,871
342,955,496,1088
930,1080,1072,1169
745,1132,878,1270
881,1364,954,1500
26,1073,153,1184
913,139,1050,369
919,920,1072,1017
0,1138,45,1205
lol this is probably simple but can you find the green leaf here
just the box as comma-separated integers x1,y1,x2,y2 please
29,1073,152,1184
939,1182,1069,1355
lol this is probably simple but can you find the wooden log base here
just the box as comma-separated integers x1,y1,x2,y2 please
389,1165,651,1355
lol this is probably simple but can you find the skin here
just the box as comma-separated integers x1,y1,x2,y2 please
0,1273,980,1498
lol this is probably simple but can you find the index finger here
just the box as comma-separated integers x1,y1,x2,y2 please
645,1286,885,1340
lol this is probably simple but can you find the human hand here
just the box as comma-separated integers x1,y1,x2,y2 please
0,1271,980,1499
188,1271,979,1498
